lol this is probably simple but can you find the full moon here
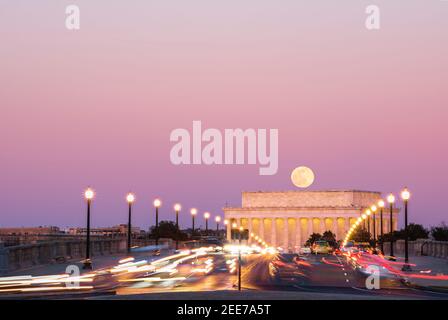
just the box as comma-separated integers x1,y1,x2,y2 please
291,166,315,188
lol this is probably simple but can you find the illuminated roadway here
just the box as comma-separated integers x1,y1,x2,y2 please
1,248,448,300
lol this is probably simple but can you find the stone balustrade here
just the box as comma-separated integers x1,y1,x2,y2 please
0,238,177,275
384,239,448,259
0,238,127,275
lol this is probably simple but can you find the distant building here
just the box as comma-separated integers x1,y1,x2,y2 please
224,190,399,252
0,226,61,235
0,226,64,246
67,224,141,236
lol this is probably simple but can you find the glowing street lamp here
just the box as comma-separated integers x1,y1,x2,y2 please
174,203,181,250
126,193,135,253
238,226,244,291
204,212,210,235
371,205,378,243
387,193,396,259
223,219,229,240
190,208,197,236
401,187,412,271
378,199,385,254
153,198,161,246
83,187,94,269
366,209,372,234
215,216,221,233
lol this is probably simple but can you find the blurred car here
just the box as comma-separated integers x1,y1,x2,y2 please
354,242,372,253
312,241,332,254
299,247,311,254
269,254,302,281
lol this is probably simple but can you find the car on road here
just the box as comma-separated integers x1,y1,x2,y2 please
151,249,161,256
299,247,311,254
354,242,373,253
312,241,332,254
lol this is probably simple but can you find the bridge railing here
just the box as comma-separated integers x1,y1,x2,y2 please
0,238,127,275
0,238,178,275
383,239,448,259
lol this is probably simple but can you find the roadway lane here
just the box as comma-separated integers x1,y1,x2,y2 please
238,253,276,290
272,253,448,299
2,249,448,300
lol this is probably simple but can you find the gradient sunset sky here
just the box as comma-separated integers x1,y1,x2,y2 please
1,1,447,230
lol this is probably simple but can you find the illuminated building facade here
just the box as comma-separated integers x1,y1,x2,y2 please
223,190,399,252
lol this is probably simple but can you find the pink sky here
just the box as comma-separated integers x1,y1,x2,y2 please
1,1,447,230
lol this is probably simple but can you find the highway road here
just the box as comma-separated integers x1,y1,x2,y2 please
1,248,448,300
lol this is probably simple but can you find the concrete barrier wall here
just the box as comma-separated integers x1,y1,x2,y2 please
0,239,127,275
0,238,176,275
384,239,448,259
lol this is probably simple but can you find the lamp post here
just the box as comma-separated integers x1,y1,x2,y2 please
361,208,366,230
126,193,135,253
378,200,385,254
232,222,237,243
153,199,161,246
387,193,396,260
401,188,411,271
371,205,378,242
190,208,197,237
174,203,181,250
224,219,229,239
238,226,243,291
83,188,94,269
204,212,210,235
215,216,221,235
366,209,371,236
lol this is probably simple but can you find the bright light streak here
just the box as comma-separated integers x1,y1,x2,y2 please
119,257,135,264
119,277,186,283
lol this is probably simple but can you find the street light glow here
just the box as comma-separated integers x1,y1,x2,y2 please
153,199,162,208
224,219,229,225
232,222,237,229
378,200,385,208
84,188,94,200
387,194,395,204
204,212,210,219
371,205,377,212
215,216,221,223
366,209,371,216
174,203,181,212
126,193,135,203
401,188,411,201
190,208,197,216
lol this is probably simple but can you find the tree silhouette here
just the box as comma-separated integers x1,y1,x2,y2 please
149,220,188,241
431,222,448,241
305,233,322,246
351,228,371,243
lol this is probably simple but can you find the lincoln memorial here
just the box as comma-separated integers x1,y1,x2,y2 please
223,190,399,252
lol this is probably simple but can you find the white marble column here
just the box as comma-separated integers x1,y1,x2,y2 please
308,218,313,237
284,218,289,251
320,218,326,234
271,218,277,247
295,218,302,249
248,218,253,244
226,221,231,241
332,218,338,240
259,218,264,240
345,218,350,236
